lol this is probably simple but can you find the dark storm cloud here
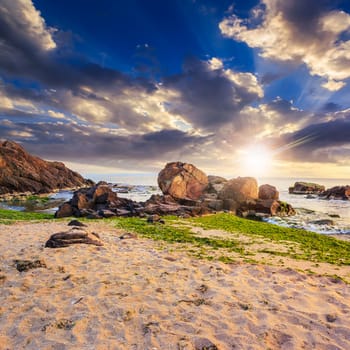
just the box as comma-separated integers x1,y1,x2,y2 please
163,57,262,129
0,120,207,163
277,115,350,163
0,0,156,93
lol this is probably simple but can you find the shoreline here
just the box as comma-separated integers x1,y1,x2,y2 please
0,219,349,349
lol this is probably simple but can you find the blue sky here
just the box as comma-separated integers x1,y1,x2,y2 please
0,0,350,178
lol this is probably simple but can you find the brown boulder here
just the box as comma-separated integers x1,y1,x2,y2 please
238,199,295,217
259,184,279,200
158,162,208,200
0,140,93,195
218,177,258,203
55,203,74,218
45,229,103,248
320,186,350,200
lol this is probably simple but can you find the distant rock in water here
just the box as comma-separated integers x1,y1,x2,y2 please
0,140,94,195
288,181,325,194
320,186,350,200
158,162,208,200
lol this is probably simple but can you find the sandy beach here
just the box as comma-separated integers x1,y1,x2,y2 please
0,220,350,350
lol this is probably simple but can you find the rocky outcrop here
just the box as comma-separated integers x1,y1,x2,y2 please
55,182,143,218
289,182,325,194
259,184,279,200
0,140,93,195
320,186,350,200
158,162,208,200
55,162,295,220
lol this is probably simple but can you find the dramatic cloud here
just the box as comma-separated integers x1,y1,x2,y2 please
220,0,350,91
273,110,350,163
0,119,208,166
164,57,263,129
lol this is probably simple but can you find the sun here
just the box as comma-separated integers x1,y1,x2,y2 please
240,144,273,177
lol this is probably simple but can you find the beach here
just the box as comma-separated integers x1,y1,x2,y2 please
1,220,349,349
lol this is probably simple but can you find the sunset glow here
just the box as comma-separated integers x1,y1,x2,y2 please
240,145,273,177
0,0,349,178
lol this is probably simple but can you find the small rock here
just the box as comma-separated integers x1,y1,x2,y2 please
119,232,137,240
193,337,218,350
45,229,103,248
14,259,47,272
326,314,337,323
306,194,316,199
147,214,161,223
68,220,87,227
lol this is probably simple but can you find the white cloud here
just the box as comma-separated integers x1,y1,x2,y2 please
219,0,350,91
0,0,56,51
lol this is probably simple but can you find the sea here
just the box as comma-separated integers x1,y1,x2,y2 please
1,174,349,235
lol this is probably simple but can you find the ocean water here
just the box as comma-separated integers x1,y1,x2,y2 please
1,174,349,235
90,174,350,234
259,177,350,234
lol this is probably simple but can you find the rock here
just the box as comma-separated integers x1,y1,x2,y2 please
222,199,238,212
310,219,334,226
238,199,295,217
0,140,93,195
147,214,161,223
98,209,117,218
14,259,47,272
55,183,138,218
326,314,337,323
259,184,279,200
206,175,227,194
306,194,317,199
55,203,74,218
45,229,103,248
289,182,325,194
158,162,208,200
320,186,350,200
68,220,87,227
202,199,224,211
119,232,137,239
218,177,258,203
193,337,218,350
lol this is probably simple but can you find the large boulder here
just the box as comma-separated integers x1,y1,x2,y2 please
320,186,350,200
289,182,325,194
158,162,208,200
218,177,258,203
0,140,93,195
259,184,279,200
144,194,208,217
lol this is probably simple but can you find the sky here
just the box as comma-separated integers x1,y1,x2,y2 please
0,0,350,180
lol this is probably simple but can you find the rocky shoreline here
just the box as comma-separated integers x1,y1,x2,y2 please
55,162,295,220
